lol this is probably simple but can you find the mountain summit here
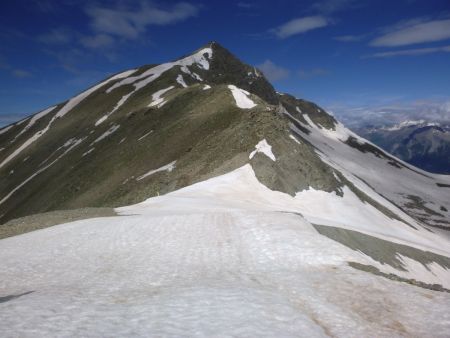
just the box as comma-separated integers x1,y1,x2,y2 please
0,42,337,222
1,43,450,336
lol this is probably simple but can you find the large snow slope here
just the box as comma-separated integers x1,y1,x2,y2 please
1,164,450,337
290,110,450,229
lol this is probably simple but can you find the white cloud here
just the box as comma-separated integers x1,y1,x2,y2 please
80,34,115,49
32,0,56,13
331,99,450,128
38,28,72,44
237,2,256,8
12,69,32,78
85,2,200,39
257,60,290,81
371,19,450,47
311,0,361,14
0,56,32,79
272,16,328,39
367,45,450,58
334,34,364,42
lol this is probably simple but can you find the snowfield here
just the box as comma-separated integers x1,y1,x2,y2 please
293,110,450,227
106,47,212,94
1,164,450,337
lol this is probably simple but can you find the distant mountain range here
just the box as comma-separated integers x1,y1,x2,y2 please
355,120,450,174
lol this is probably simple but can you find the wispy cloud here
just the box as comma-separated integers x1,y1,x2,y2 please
237,2,256,8
311,0,362,14
12,69,33,78
80,34,115,49
45,48,88,72
38,28,73,44
334,34,365,42
367,45,450,58
257,60,290,81
35,0,201,69
0,55,33,79
272,16,328,39
371,18,450,47
331,98,450,128
85,1,200,40
32,0,57,13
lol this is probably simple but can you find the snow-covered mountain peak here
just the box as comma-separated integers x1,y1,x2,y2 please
382,119,440,131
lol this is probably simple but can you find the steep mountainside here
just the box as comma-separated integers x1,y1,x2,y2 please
1,42,450,336
0,42,340,223
356,121,450,174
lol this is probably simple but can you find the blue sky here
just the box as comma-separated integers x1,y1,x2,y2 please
1,0,450,126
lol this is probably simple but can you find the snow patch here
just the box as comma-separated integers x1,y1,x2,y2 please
95,92,133,126
228,85,256,109
203,85,211,90
91,125,120,145
0,137,85,205
192,72,203,81
303,114,356,142
82,148,95,157
176,75,187,88
249,139,276,161
148,86,174,108
11,106,56,142
106,48,212,93
138,130,153,141
0,69,134,170
136,161,176,180
289,134,301,144
0,125,14,136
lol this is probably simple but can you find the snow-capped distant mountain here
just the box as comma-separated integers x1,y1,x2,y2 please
356,120,450,174
382,120,440,131
1,42,449,336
